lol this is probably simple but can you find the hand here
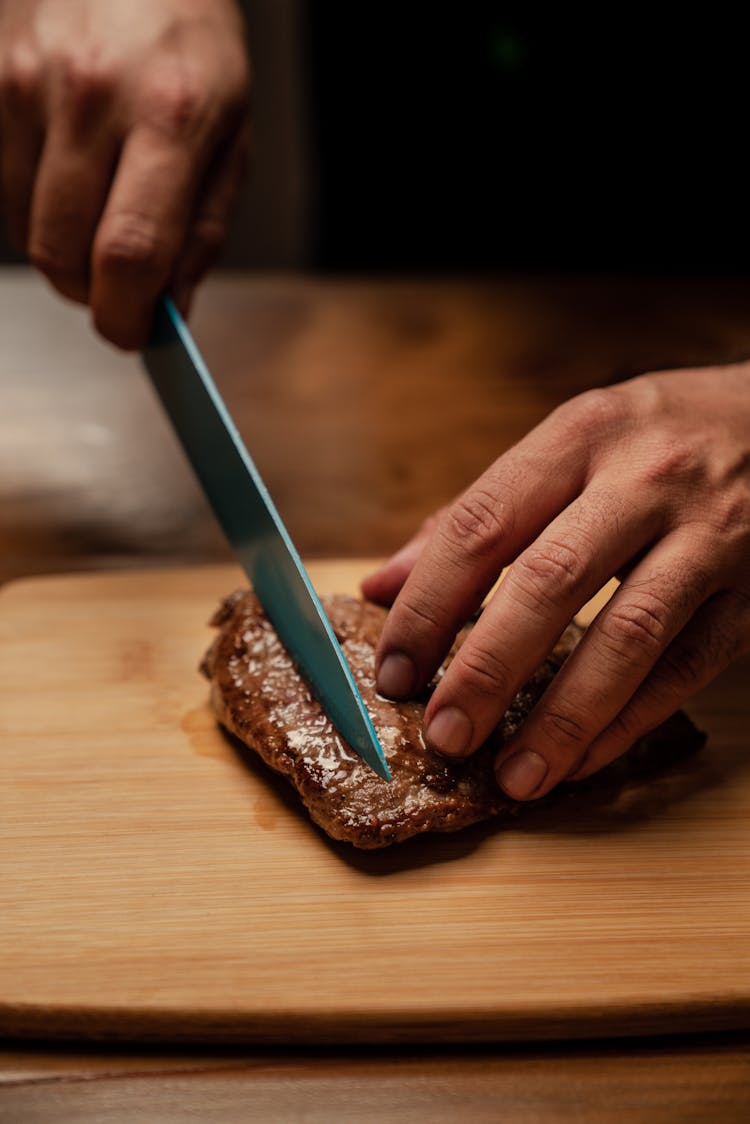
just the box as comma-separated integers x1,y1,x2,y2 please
363,364,750,799
0,0,250,347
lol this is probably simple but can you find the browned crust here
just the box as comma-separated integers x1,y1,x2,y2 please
200,591,590,848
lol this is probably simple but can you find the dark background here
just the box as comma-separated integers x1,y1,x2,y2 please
308,4,748,271
1,3,747,273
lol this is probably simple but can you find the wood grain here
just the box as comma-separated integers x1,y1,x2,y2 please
1,1039,750,1123
1,561,748,1045
3,268,750,1111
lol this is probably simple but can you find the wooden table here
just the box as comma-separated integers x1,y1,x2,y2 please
2,268,750,1119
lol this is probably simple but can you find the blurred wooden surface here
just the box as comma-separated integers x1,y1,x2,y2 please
2,1038,749,1123
5,268,750,585
3,266,750,1117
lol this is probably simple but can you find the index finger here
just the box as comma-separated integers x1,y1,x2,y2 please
374,408,594,700
90,125,209,348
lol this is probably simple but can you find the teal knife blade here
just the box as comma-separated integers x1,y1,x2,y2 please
142,296,390,782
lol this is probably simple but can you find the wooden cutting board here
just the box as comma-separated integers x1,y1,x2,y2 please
1,562,749,1044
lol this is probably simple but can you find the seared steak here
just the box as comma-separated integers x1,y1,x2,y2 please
200,591,705,848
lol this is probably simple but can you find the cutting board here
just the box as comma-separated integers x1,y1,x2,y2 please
1,562,749,1044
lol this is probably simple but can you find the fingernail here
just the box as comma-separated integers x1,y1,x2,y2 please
425,706,473,756
377,651,417,699
496,750,548,799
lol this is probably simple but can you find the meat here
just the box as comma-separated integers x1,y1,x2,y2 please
200,591,706,849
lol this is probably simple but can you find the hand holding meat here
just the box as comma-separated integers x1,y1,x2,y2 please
0,0,250,347
363,363,750,801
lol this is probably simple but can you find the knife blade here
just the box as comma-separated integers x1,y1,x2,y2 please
142,296,391,781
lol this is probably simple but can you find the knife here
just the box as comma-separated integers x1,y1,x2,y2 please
142,296,391,781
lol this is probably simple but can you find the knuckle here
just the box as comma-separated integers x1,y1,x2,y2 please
394,592,447,638
512,537,590,610
143,71,207,138
557,386,627,440
1,44,41,102
452,645,513,699
58,53,115,121
440,488,511,561
537,704,589,750
28,238,74,279
639,438,698,488
96,216,172,278
598,592,671,658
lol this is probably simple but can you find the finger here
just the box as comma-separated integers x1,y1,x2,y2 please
28,67,118,303
492,528,717,800
361,510,444,606
566,587,750,783
170,123,249,319
0,45,44,249
90,125,212,349
423,479,664,759
374,385,635,700
375,434,591,700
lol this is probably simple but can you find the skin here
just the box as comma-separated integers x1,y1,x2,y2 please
2,6,747,802
363,364,750,800
0,0,251,348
